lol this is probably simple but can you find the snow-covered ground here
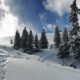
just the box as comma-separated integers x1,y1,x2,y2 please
6,58,80,80
0,53,8,80
0,37,80,80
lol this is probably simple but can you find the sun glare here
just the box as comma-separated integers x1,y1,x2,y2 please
0,0,19,37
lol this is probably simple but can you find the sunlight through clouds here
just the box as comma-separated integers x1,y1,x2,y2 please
0,0,35,37
0,0,19,37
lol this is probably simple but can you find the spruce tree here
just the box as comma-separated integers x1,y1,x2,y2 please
40,29,48,49
69,0,80,61
62,27,69,43
70,0,80,35
58,27,70,59
54,26,61,48
21,27,28,52
34,34,39,49
28,30,34,51
10,39,13,44
14,30,20,50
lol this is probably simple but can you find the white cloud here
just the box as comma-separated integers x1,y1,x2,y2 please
0,0,35,37
0,0,19,37
0,12,19,37
17,23,36,36
47,24,56,31
39,13,47,27
42,24,56,32
39,14,46,22
43,0,73,16
77,0,80,8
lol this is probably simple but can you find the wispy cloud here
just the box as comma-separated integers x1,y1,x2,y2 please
47,24,56,31
0,0,35,37
0,0,19,37
43,0,73,16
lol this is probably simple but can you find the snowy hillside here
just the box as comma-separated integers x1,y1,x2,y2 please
6,58,80,80
0,36,80,80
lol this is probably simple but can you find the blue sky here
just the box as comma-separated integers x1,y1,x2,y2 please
4,0,74,33
1,0,80,37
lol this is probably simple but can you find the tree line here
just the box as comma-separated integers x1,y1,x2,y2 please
54,0,80,67
14,28,48,53
13,0,80,67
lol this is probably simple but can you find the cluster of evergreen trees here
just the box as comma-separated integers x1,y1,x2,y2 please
54,26,69,58
14,27,48,53
13,0,80,66
54,0,80,66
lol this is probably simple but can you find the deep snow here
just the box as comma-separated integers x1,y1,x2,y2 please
0,37,80,80
6,58,80,80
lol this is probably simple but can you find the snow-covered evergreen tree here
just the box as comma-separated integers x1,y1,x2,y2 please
28,30,34,51
40,29,48,49
70,0,80,35
62,27,69,43
54,26,61,48
69,0,80,61
58,27,70,59
21,27,28,52
14,30,21,50
10,39,13,44
34,34,39,49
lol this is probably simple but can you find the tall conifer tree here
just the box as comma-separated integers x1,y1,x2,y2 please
34,34,39,49
21,27,28,52
69,0,80,61
54,26,61,48
28,30,34,51
14,30,20,49
40,29,48,49
62,27,69,43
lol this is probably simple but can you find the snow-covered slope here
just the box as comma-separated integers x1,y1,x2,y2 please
0,53,8,80
6,58,80,80
0,36,80,80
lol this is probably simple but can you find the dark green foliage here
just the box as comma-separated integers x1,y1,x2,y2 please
14,30,21,50
28,30,34,51
58,43,70,59
34,34,39,49
58,27,70,59
70,0,80,35
62,27,69,43
21,27,28,52
10,39,13,44
40,29,48,49
69,0,80,61
54,26,61,48
70,37,80,60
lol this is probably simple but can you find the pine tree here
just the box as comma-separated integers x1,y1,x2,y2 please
14,30,21,50
69,0,80,61
21,27,28,52
58,27,70,59
62,27,69,43
28,30,34,51
40,29,48,49
34,34,39,49
10,39,13,44
54,26,61,48
58,43,70,58
70,0,80,35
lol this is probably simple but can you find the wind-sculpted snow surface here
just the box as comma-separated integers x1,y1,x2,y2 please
6,58,80,80
0,37,80,80
0,54,8,80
